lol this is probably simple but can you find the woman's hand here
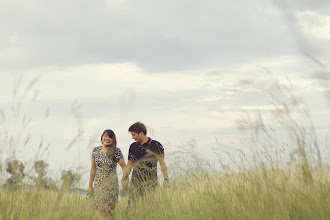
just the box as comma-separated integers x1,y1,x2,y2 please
88,186,93,195
121,178,129,191
163,179,170,188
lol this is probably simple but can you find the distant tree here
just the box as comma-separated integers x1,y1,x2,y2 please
31,160,49,189
45,171,59,191
27,160,58,190
0,163,2,186
61,170,81,191
5,159,25,189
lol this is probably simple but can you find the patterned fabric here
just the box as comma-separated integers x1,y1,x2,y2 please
92,146,123,204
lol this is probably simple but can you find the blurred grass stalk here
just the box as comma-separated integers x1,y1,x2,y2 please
118,77,329,220
0,75,329,219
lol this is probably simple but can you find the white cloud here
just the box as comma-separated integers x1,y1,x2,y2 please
0,0,309,71
297,11,330,40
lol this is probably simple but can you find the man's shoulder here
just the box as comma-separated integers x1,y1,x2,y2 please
150,139,164,150
150,139,162,145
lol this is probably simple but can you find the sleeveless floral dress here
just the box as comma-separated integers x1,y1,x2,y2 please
92,146,123,204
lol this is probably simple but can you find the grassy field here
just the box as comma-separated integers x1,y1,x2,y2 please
1,160,329,220
119,165,330,220
1,77,329,219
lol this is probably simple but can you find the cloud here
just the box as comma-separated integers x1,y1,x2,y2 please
297,12,330,41
2,0,328,72
282,0,330,14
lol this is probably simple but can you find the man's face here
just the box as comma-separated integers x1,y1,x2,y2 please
131,131,143,143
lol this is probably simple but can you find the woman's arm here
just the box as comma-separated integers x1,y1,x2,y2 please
121,160,133,190
118,158,127,190
122,160,132,180
88,159,96,194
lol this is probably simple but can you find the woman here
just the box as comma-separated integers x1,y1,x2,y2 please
88,129,126,219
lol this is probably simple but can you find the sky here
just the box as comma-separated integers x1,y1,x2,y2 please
0,0,329,187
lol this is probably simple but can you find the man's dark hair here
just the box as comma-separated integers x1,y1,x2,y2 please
128,122,147,135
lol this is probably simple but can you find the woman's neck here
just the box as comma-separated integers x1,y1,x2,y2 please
101,145,110,152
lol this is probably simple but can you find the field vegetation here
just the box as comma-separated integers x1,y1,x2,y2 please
0,77,329,219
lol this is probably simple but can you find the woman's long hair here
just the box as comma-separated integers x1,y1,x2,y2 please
101,129,117,160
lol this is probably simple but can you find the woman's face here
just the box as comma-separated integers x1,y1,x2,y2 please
102,132,113,146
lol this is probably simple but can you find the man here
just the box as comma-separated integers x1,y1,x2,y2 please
122,122,169,202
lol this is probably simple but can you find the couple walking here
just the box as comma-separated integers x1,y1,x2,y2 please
88,122,169,218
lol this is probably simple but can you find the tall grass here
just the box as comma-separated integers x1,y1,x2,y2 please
1,155,329,219
0,190,99,219
118,166,329,220
1,75,329,219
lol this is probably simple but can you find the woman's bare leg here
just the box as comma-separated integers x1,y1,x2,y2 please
98,202,116,219
98,203,107,219
108,203,116,219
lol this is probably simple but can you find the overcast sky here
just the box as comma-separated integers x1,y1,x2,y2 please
0,0,329,187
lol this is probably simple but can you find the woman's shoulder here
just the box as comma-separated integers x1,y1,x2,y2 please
114,147,123,160
92,146,102,152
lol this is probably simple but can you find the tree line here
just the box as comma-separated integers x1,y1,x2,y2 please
0,158,82,191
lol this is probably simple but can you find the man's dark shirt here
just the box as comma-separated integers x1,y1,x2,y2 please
128,138,164,184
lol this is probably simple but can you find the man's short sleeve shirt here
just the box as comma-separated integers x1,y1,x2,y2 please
128,138,164,183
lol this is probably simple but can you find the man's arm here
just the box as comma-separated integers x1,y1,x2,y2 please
153,141,169,186
158,157,169,187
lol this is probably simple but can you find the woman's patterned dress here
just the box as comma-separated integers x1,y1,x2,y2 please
92,146,123,204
